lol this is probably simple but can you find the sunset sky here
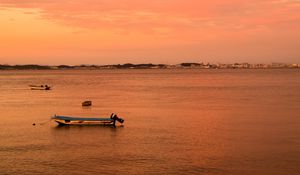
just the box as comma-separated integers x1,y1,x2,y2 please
0,0,299,65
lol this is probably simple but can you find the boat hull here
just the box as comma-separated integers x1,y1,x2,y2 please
30,85,51,90
31,87,51,90
82,101,92,106
51,115,124,126
55,119,114,126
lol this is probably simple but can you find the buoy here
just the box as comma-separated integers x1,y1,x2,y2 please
32,123,36,126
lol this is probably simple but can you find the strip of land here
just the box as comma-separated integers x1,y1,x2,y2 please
0,62,299,70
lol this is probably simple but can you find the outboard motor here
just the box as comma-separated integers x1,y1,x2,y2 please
110,113,124,124
116,116,124,123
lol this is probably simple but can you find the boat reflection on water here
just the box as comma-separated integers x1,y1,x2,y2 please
53,124,124,129
49,121,125,146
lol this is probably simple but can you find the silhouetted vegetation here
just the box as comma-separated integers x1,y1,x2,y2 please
180,63,202,67
0,64,51,70
57,65,74,69
0,62,299,70
111,63,166,69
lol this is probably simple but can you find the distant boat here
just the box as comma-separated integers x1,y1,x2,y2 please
82,100,92,106
29,85,51,90
51,113,124,126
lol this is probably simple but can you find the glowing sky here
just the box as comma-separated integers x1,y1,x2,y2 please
0,0,299,64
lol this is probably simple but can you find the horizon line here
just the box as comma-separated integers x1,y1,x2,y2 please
1,62,300,66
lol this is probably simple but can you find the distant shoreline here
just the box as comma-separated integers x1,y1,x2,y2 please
0,63,299,70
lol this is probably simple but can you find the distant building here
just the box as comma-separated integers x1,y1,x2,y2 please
271,63,287,68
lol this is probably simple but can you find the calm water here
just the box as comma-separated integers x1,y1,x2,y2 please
0,69,299,175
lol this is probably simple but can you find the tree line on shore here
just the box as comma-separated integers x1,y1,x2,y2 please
0,62,299,70
0,64,166,70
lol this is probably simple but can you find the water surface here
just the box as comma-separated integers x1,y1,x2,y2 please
0,69,299,175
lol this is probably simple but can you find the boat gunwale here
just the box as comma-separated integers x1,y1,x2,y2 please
52,115,114,122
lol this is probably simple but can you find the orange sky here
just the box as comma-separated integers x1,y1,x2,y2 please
0,0,299,64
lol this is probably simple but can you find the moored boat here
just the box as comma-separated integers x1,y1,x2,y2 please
82,100,92,106
29,85,51,90
51,113,124,126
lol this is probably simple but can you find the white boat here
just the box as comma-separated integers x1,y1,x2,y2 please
51,113,124,126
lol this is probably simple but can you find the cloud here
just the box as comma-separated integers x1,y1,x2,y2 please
0,0,299,40
0,0,299,64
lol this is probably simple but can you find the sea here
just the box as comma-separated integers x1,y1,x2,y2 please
0,69,299,175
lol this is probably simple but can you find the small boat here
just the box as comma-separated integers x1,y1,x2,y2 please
82,100,92,106
51,113,124,126
29,85,51,90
